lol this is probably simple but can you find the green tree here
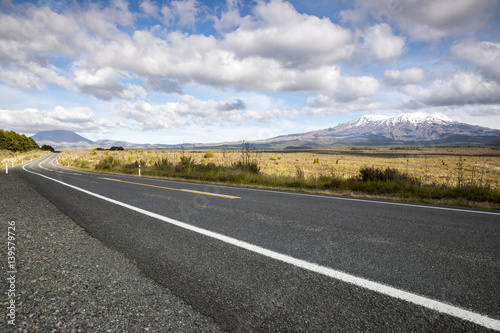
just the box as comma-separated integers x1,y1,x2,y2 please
0,129,40,152
41,144,55,152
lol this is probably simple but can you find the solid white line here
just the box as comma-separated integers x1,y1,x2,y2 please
212,184,500,216
22,164,500,331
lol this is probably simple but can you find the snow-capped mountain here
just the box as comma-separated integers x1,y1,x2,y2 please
348,112,453,128
261,112,500,146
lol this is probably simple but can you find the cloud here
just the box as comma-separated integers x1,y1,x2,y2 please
213,7,241,33
0,7,83,89
403,72,500,106
361,24,405,62
73,67,146,100
0,68,45,90
308,75,379,106
218,99,246,111
222,0,354,68
244,108,301,123
451,41,500,81
161,0,199,29
143,76,183,94
304,75,385,115
342,0,500,41
0,1,373,100
0,106,114,133
114,95,245,130
140,0,158,17
384,67,425,85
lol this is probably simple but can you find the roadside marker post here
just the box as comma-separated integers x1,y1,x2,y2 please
139,165,141,177
5,162,8,174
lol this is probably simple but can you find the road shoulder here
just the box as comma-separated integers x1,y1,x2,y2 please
0,171,225,332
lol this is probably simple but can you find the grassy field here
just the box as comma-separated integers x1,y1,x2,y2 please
0,150,51,170
58,146,500,209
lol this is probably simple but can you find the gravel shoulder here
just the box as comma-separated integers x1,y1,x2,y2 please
0,170,225,332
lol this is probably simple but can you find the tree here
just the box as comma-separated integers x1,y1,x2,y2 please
41,144,55,152
0,129,41,152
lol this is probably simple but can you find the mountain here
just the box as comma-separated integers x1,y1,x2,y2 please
32,130,94,144
257,112,500,147
32,130,95,150
30,113,500,150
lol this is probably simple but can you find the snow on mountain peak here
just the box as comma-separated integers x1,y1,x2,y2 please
350,112,455,127
392,112,454,125
350,114,390,127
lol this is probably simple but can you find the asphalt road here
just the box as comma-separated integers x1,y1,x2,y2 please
15,153,500,332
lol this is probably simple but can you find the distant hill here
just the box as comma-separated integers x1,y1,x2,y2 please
31,130,95,150
30,113,500,151
32,130,94,144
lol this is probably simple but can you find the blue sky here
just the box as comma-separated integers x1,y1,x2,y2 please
1,0,500,144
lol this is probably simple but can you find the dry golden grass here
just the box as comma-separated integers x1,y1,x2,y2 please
60,147,500,189
0,150,51,169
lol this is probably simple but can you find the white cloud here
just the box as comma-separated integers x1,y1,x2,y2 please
308,75,380,105
74,67,124,100
304,75,384,115
342,0,500,41
140,0,158,17
161,0,199,29
0,69,45,90
73,67,146,101
403,72,500,106
362,24,405,62
244,108,301,123
222,0,354,68
115,95,245,130
0,106,114,133
451,41,500,81
384,67,425,85
213,7,241,33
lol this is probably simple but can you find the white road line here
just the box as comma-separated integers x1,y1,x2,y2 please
22,164,500,331
211,184,500,216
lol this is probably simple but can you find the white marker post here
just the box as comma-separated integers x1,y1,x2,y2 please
139,164,141,177
5,162,8,174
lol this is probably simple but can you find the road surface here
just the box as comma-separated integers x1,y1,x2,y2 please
15,153,500,332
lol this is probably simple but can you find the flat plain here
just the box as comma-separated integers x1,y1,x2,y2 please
60,146,500,189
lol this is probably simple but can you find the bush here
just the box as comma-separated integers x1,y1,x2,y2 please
204,152,215,158
154,157,172,168
41,144,55,152
232,160,261,174
96,156,120,170
177,155,195,171
359,166,414,182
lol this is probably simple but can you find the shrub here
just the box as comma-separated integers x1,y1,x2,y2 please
232,160,261,174
296,166,305,180
177,155,195,171
359,166,414,182
204,151,215,159
96,156,120,170
154,157,172,168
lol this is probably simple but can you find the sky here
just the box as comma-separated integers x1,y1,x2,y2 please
0,0,500,144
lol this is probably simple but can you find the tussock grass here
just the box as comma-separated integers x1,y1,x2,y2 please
0,150,51,169
59,147,500,209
